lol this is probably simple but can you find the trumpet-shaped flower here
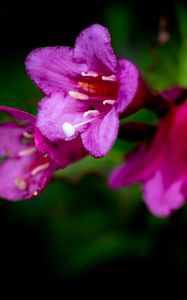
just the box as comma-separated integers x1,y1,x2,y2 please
109,100,187,217
26,24,144,157
0,106,57,200
0,106,86,200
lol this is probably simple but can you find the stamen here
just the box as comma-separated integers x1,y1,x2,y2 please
102,75,116,81
31,163,50,176
83,110,100,118
33,191,38,196
18,147,37,157
23,131,34,139
69,91,89,100
62,116,101,137
81,71,98,77
14,178,27,190
103,100,116,105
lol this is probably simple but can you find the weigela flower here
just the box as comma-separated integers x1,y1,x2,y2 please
109,95,187,217
0,106,57,200
26,24,144,157
0,106,87,200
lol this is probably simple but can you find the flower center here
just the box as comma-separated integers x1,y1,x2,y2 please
62,109,100,137
63,71,118,138
69,71,118,103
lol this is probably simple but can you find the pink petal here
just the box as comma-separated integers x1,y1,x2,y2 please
0,106,35,123
116,58,140,113
143,171,185,217
0,122,33,158
81,108,119,158
34,127,87,168
37,93,89,141
25,46,87,95
109,144,149,188
74,24,117,74
0,154,55,201
159,87,187,103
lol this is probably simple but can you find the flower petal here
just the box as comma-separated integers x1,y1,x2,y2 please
0,154,55,201
116,58,140,113
25,46,87,95
34,127,87,168
159,86,187,103
0,106,35,123
37,93,89,141
0,122,33,158
109,144,149,188
143,171,185,217
74,24,117,74
81,107,119,157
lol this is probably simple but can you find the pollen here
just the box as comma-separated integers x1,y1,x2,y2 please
69,91,89,100
78,82,96,94
14,178,27,190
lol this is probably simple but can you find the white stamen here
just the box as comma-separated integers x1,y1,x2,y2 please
69,91,89,100
62,122,76,137
23,131,34,139
102,75,116,81
33,191,38,196
31,163,50,176
81,71,98,77
62,115,101,137
83,110,100,118
14,178,27,190
18,147,37,157
103,100,116,105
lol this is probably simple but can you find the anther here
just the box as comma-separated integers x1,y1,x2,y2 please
18,147,37,157
81,71,98,77
83,110,100,118
102,75,116,81
69,91,89,100
31,163,50,176
14,178,27,190
103,100,116,105
23,131,34,139
62,116,100,138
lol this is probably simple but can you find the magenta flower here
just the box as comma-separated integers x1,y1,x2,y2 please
0,106,87,200
109,100,187,217
0,106,57,201
25,24,144,157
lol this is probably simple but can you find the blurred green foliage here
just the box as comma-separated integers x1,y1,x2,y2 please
1,2,187,279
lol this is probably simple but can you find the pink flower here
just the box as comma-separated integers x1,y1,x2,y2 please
25,24,144,157
0,106,56,200
109,99,187,217
0,106,86,200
